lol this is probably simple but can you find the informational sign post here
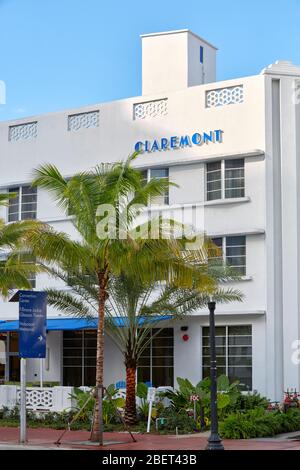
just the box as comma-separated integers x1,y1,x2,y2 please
18,291,47,443
19,291,47,359
146,387,156,433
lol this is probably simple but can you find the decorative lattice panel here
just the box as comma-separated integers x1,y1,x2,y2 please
114,389,126,401
17,388,54,411
9,122,37,142
206,85,244,108
134,99,168,120
68,111,99,131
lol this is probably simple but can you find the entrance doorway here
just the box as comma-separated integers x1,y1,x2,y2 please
0,334,6,384
7,333,20,382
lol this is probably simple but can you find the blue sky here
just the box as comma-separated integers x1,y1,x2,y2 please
0,0,299,121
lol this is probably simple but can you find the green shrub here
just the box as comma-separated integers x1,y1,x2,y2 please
234,392,269,411
220,408,300,439
70,384,125,426
158,408,197,435
162,375,240,421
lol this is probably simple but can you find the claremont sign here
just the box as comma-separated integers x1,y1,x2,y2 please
134,129,223,154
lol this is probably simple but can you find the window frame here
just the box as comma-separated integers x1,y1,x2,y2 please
62,330,97,387
206,159,245,202
210,236,247,276
142,168,170,206
7,185,37,222
137,328,174,387
202,325,252,391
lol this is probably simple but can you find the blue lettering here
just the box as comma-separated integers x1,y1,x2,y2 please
179,135,192,148
192,133,203,146
214,129,223,143
151,140,160,152
170,136,179,149
203,131,213,144
135,142,144,153
134,130,223,153
161,138,169,150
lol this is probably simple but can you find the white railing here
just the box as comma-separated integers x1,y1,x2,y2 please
0,385,172,412
0,385,74,412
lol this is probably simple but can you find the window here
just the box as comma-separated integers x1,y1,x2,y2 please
200,46,204,64
137,328,174,387
8,186,37,222
63,330,96,387
26,266,36,289
206,162,222,201
67,269,95,288
202,325,252,391
206,159,245,201
210,236,246,276
225,159,245,199
141,168,169,206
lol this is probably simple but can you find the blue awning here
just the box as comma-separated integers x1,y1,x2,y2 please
0,316,172,332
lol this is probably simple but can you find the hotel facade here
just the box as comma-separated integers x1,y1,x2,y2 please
0,30,300,401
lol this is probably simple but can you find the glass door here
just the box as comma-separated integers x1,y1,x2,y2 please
0,334,7,384
8,332,20,383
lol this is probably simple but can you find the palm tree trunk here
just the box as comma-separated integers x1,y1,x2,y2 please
90,269,108,443
124,359,137,425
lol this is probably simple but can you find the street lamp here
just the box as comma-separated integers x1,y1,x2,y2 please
206,301,224,451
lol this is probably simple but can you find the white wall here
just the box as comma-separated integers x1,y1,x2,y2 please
263,62,300,399
141,30,217,96
188,32,216,86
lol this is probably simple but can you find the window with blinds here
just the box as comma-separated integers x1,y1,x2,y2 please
206,159,245,201
8,186,37,222
202,325,252,391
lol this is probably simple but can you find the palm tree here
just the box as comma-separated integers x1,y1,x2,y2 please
0,194,43,296
45,270,243,425
28,154,229,441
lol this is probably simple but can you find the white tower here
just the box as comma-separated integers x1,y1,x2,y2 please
141,29,217,96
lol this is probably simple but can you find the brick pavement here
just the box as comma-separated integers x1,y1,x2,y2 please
0,427,300,450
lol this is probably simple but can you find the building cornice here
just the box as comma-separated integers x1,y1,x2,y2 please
140,29,218,50
133,149,265,170
261,60,300,77
196,310,266,318
207,229,265,238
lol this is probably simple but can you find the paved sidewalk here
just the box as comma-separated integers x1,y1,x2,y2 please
0,427,300,450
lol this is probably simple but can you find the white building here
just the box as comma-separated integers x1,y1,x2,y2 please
0,29,300,401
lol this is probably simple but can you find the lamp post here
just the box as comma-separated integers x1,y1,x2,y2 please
206,301,224,451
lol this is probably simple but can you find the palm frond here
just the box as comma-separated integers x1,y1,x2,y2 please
46,288,94,319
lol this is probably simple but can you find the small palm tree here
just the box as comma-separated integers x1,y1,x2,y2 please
45,270,243,425
28,154,216,442
0,194,43,296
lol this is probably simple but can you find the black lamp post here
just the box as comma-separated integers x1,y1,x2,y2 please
206,301,224,451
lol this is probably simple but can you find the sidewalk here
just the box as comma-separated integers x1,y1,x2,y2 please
0,427,300,450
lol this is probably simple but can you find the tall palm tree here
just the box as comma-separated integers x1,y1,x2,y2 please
28,154,225,441
45,270,243,425
0,194,43,296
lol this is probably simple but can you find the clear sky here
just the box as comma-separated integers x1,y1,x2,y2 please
0,0,300,121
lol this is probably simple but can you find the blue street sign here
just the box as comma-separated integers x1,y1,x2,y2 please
19,291,47,358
